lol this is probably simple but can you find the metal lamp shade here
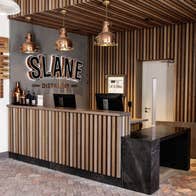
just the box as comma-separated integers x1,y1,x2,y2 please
21,33,39,54
0,0,20,15
95,21,117,47
56,27,73,51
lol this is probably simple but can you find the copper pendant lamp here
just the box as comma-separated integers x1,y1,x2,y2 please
94,0,117,47
21,33,39,54
0,0,20,16
21,17,39,54
55,10,73,52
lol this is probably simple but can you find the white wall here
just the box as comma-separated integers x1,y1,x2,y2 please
0,16,9,153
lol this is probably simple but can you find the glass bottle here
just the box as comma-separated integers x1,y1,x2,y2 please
25,90,32,106
20,90,26,105
31,91,37,106
13,81,22,105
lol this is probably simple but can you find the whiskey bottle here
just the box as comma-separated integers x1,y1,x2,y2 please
20,90,26,105
13,81,22,105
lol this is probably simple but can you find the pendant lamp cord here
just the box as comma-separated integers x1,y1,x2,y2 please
62,2,67,28
105,2,108,21
62,10,66,28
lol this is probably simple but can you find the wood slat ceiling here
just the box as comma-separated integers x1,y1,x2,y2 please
10,0,196,35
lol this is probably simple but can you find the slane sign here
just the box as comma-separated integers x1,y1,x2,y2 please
26,54,83,81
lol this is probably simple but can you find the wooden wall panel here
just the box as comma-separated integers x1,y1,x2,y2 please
0,37,9,98
8,106,130,178
89,22,196,122
0,80,3,98
0,54,9,80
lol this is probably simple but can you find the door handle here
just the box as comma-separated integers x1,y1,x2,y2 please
145,107,151,113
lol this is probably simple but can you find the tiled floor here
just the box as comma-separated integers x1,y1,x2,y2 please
0,158,195,196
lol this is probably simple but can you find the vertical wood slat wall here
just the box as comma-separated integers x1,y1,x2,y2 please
8,106,130,178
89,23,196,122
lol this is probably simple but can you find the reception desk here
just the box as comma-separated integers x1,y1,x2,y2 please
7,105,191,194
7,105,130,179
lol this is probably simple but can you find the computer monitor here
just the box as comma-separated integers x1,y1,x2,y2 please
53,94,76,108
96,93,124,111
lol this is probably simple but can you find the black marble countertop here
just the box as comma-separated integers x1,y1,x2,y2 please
130,126,190,141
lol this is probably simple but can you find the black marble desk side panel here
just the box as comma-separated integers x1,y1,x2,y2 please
121,137,160,195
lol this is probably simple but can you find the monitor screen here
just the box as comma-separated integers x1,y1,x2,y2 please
96,93,124,112
53,94,76,108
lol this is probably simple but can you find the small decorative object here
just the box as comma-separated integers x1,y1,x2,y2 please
37,95,44,106
128,101,132,112
107,75,125,94
55,9,73,51
94,0,117,47
0,0,20,16
21,33,39,54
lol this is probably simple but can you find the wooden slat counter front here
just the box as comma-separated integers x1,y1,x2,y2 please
8,105,130,178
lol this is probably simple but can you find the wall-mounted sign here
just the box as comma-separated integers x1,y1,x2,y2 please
107,75,125,94
26,54,83,82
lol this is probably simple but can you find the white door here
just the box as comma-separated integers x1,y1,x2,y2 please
142,61,175,128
